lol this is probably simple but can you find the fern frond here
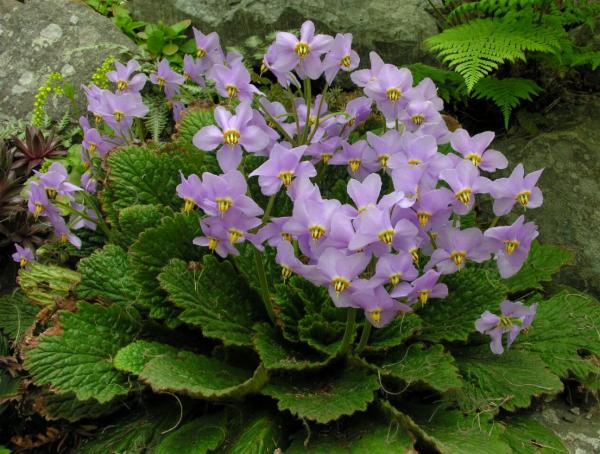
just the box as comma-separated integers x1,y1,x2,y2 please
426,17,562,90
471,77,541,128
56,107,71,133
571,50,600,70
143,97,169,143
448,0,552,21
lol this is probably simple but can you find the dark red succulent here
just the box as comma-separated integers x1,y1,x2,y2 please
12,127,66,174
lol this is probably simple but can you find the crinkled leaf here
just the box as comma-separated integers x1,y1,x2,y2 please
24,302,141,403
34,391,122,422
130,213,203,312
253,323,330,371
155,412,227,454
504,242,573,293
500,415,567,453
77,245,143,305
515,290,600,383
369,343,462,393
298,314,347,356
272,283,304,343
0,370,20,403
0,291,39,342
418,267,507,342
364,313,422,352
174,107,216,155
138,350,267,399
159,256,260,347
263,367,379,424
453,346,563,414
115,204,170,248
114,340,178,375
228,413,286,454
17,262,80,307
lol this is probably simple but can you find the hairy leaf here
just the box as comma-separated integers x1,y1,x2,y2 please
364,313,422,352
77,245,143,306
418,267,507,342
115,204,170,248
500,415,567,453
174,106,215,154
155,412,227,454
34,391,121,422
17,262,80,307
263,367,380,424
24,302,141,402
114,340,178,375
159,257,260,346
453,347,563,413
228,413,286,454
0,291,39,342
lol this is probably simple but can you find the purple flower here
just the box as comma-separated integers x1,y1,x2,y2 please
183,55,207,86
364,65,413,121
51,214,82,249
489,164,543,215
150,59,185,99
351,285,411,327
28,181,53,218
12,243,35,269
322,33,360,84
80,171,97,194
391,164,427,202
439,160,491,215
80,118,114,158
210,61,261,102
172,101,185,123
256,216,293,247
347,173,409,215
193,218,236,258
70,202,98,231
249,144,315,196
411,188,454,230
328,140,377,180
451,129,507,172
484,215,539,278
197,171,263,218
35,162,81,200
391,269,448,306
106,59,147,93
275,241,308,280
259,98,296,139
406,77,443,111
284,192,341,245
335,96,371,134
366,130,403,171
193,103,270,171
374,252,418,287
306,137,341,164
193,28,224,66
295,95,334,143
399,99,442,133
176,173,204,212
476,300,537,354
426,227,493,274
351,51,387,88
262,45,300,88
314,247,370,306
270,20,333,80
95,91,149,130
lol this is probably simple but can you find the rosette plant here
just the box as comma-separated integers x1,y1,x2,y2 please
1,21,598,453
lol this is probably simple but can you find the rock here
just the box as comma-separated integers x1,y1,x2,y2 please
0,0,136,122
128,0,439,67
495,94,600,297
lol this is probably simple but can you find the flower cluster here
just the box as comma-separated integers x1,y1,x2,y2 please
476,300,537,354
174,21,544,344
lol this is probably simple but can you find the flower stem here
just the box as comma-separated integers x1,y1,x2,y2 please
254,247,276,324
262,193,277,224
489,216,501,228
355,320,372,355
338,308,357,355
306,84,328,144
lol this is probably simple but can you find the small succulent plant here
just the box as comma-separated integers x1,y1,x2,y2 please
12,127,66,174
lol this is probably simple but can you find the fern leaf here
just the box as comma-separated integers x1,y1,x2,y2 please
471,77,541,128
426,18,562,90
143,97,169,143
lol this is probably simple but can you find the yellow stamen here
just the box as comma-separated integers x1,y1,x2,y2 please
156,76,166,88
455,188,472,205
45,188,58,200
281,232,293,242
34,202,44,218
94,113,103,125
278,170,294,187
223,129,240,146
308,225,326,240
117,80,128,91
357,203,374,214
207,237,219,251
260,60,268,75
378,229,395,245
418,289,430,305
417,211,432,226
348,159,361,174
228,228,243,244
407,159,422,165
411,114,425,125
183,198,195,213
321,153,332,164
410,247,419,263
389,273,402,286
225,84,238,98
281,265,293,281
386,87,401,102
369,308,382,324
450,251,466,268
88,142,97,154
19,257,27,268
113,110,124,123
340,55,352,68
197,47,207,58
466,153,481,166
183,72,191,81
331,277,350,295
516,190,531,206
503,239,520,255
294,42,310,58
377,154,390,169
215,197,233,215
59,233,68,243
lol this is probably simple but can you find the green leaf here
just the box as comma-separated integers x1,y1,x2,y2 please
146,31,166,55
144,96,170,142
24,302,141,403
501,415,567,453
138,350,268,399
34,391,121,422
77,245,143,306
114,340,178,375
162,43,179,56
0,291,39,342
515,291,600,383
115,204,169,248
253,323,330,371
263,367,379,424
298,314,348,356
418,267,507,342
174,107,216,155
272,283,304,343
158,256,260,346
228,413,286,454
364,313,422,352
369,343,463,393
504,242,573,293
155,412,227,454
17,262,80,307
286,411,414,453
169,19,192,34
0,369,20,403
453,347,563,414
130,213,204,312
